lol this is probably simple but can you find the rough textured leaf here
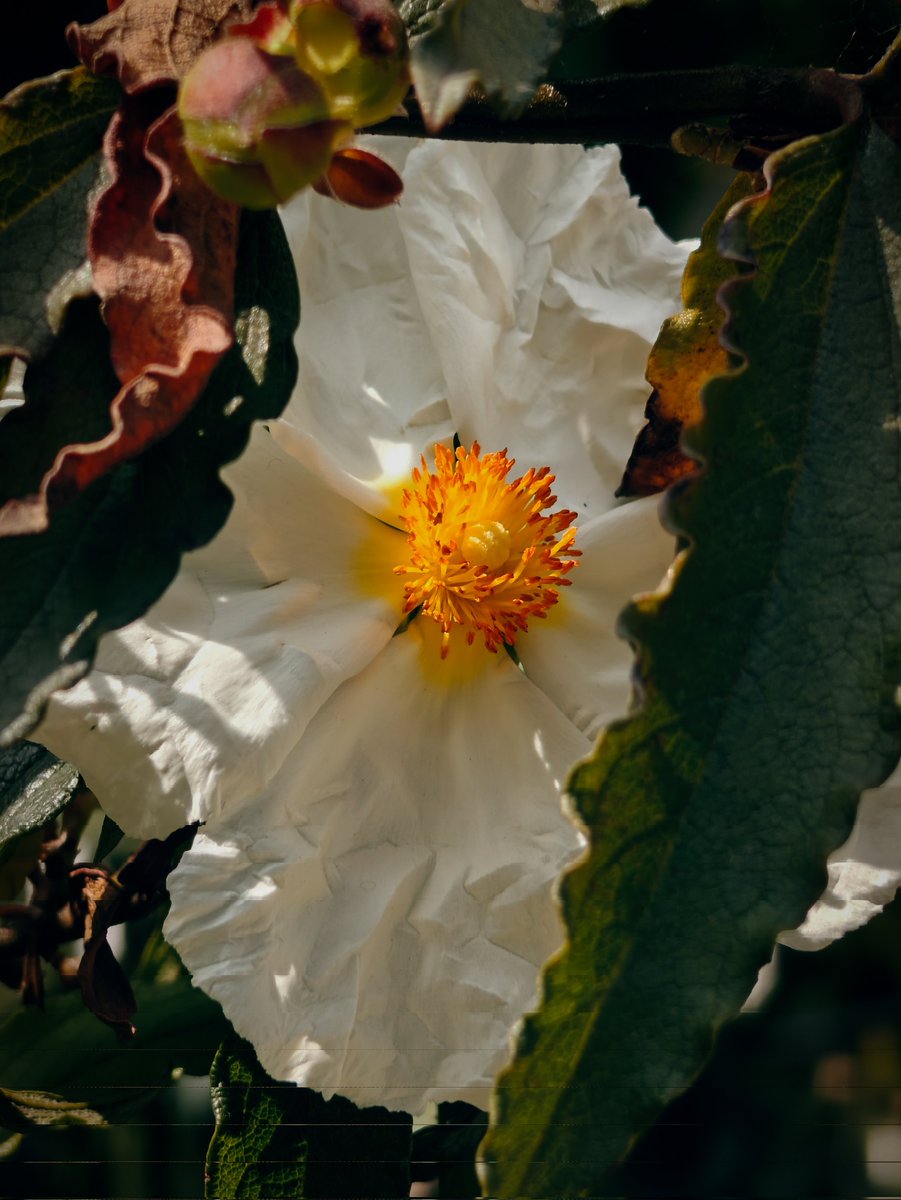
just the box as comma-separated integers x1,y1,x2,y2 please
620,171,760,498
0,1087,106,1131
483,116,901,1197
399,0,561,130
70,0,254,93
0,97,239,535
0,208,299,744
0,741,79,855
206,1036,412,1200
0,69,118,359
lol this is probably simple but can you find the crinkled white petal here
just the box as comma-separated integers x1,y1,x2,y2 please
518,496,674,739
277,138,453,519
165,626,588,1113
277,138,689,521
779,765,901,951
35,426,400,839
398,140,691,516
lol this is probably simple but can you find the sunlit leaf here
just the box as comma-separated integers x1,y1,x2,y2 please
0,742,79,857
483,115,901,1197
206,1036,412,1199
0,69,117,359
399,0,561,129
0,1087,106,1131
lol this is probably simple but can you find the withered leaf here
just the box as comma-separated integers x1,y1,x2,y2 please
71,827,195,1039
70,0,255,93
618,170,762,498
0,97,238,534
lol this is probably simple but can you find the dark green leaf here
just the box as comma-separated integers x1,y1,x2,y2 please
0,1129,22,1160
399,0,561,129
0,69,118,358
0,957,229,1120
0,741,79,858
0,208,299,745
412,1102,485,1199
206,1035,411,1199
483,116,901,1196
94,815,125,863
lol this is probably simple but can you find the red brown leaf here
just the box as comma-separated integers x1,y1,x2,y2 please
0,97,238,535
69,0,255,93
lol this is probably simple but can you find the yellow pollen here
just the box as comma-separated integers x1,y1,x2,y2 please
394,442,580,658
461,520,511,570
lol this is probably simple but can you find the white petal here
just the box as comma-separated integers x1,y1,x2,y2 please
35,427,400,839
277,139,453,519
518,496,675,739
397,141,690,516
779,765,901,951
165,625,588,1112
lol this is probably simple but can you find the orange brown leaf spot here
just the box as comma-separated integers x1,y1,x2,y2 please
619,171,763,498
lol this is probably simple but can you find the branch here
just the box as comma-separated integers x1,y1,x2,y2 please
372,65,863,158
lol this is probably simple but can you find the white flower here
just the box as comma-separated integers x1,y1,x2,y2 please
779,764,901,952
36,137,689,1113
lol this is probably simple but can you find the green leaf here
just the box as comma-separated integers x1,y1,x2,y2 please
94,814,125,863
0,69,119,358
0,208,299,745
0,1087,106,1132
0,741,79,857
399,0,561,129
412,1102,486,1199
206,1035,412,1199
0,960,229,1120
483,116,901,1197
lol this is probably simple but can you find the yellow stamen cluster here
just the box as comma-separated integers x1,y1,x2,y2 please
395,442,580,657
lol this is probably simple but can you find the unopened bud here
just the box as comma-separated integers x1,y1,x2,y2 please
290,0,410,127
179,37,352,207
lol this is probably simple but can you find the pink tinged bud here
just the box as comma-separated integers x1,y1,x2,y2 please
179,37,353,207
313,146,403,208
290,0,410,128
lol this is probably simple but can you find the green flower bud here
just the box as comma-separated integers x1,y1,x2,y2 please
179,37,353,207
290,0,410,128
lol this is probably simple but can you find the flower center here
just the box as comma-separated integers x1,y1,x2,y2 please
394,442,580,658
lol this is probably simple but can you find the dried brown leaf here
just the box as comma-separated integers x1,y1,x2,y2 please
0,97,238,534
69,0,255,93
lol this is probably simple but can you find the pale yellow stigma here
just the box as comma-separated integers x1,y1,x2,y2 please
394,442,580,658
